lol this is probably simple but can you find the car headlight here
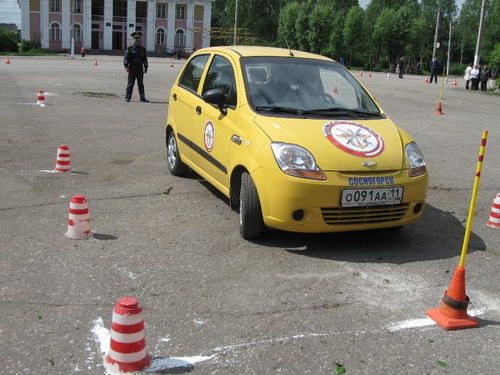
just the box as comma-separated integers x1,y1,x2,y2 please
406,142,427,177
271,142,326,180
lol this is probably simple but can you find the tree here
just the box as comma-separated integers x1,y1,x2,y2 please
0,27,19,53
343,7,366,66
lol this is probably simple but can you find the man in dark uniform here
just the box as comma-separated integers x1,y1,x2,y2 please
124,31,149,102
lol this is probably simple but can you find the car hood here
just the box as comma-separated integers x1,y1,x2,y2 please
253,115,405,172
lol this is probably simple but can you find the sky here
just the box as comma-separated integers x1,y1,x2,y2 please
0,0,21,27
0,0,467,30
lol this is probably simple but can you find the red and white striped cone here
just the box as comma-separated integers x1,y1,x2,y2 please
486,194,500,228
169,60,174,67
37,90,46,105
6,56,11,64
53,145,71,173
65,195,92,239
105,297,151,373
93,57,98,66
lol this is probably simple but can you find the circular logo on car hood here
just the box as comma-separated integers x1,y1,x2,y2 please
322,121,384,158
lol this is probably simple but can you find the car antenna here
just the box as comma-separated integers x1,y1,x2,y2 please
270,4,293,57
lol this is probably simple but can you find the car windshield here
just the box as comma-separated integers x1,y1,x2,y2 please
241,57,381,117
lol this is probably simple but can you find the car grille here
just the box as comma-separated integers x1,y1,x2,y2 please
321,204,409,225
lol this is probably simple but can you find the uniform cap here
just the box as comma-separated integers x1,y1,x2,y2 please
131,31,142,38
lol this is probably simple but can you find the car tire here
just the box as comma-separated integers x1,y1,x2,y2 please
166,130,188,176
240,172,264,239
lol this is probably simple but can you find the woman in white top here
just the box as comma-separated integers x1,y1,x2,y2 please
464,64,472,90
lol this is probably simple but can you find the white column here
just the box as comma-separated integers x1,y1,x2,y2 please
103,0,113,50
20,0,30,41
84,0,92,49
167,2,175,51
41,0,49,48
126,0,136,39
61,0,71,49
146,0,155,52
186,4,194,50
202,2,211,48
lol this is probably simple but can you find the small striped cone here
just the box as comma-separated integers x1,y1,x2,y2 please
6,56,11,64
54,145,71,173
486,194,500,228
359,70,363,76
331,85,339,95
93,57,98,66
169,60,174,67
65,195,92,239
386,72,390,79
424,76,428,83
105,297,151,373
37,90,46,105
452,78,457,86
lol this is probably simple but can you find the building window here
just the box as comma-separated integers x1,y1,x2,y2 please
50,22,61,41
156,28,166,45
74,0,82,13
175,29,185,48
176,5,186,20
194,5,203,21
157,4,167,18
74,24,82,42
50,0,60,12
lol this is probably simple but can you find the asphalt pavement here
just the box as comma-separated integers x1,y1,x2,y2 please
1,54,499,375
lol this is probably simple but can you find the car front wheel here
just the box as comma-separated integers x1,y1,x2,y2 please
239,172,264,239
166,130,188,176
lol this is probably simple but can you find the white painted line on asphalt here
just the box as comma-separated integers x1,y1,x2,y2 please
387,307,494,332
88,306,496,372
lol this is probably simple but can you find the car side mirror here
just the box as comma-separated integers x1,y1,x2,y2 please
203,89,227,115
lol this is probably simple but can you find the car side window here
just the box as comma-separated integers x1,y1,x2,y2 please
179,54,210,92
202,55,237,107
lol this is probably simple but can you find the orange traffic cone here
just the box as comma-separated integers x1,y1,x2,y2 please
65,195,92,239
433,101,444,115
37,90,46,105
359,70,363,76
452,78,457,86
486,193,500,228
424,76,429,83
54,145,71,173
6,56,11,64
93,57,98,66
332,85,339,95
105,297,151,373
426,265,479,330
169,60,174,67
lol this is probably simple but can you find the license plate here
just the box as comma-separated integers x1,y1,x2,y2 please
341,187,403,207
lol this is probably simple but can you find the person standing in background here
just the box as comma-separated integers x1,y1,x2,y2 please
463,63,472,90
429,57,439,84
470,65,480,91
480,65,491,91
124,31,149,102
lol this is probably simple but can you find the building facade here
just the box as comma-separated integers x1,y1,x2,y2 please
18,0,214,53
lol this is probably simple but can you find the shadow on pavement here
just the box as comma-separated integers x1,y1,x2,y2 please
254,204,486,264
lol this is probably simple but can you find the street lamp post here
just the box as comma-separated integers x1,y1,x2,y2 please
233,0,239,45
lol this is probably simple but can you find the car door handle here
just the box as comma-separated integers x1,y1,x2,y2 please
173,93,177,101
196,106,202,115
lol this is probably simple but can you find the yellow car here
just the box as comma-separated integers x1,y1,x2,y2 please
166,46,427,239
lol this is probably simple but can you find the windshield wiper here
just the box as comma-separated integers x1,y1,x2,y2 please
254,105,303,115
303,107,384,118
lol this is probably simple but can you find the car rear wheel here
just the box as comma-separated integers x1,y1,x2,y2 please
239,172,264,239
167,130,188,176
